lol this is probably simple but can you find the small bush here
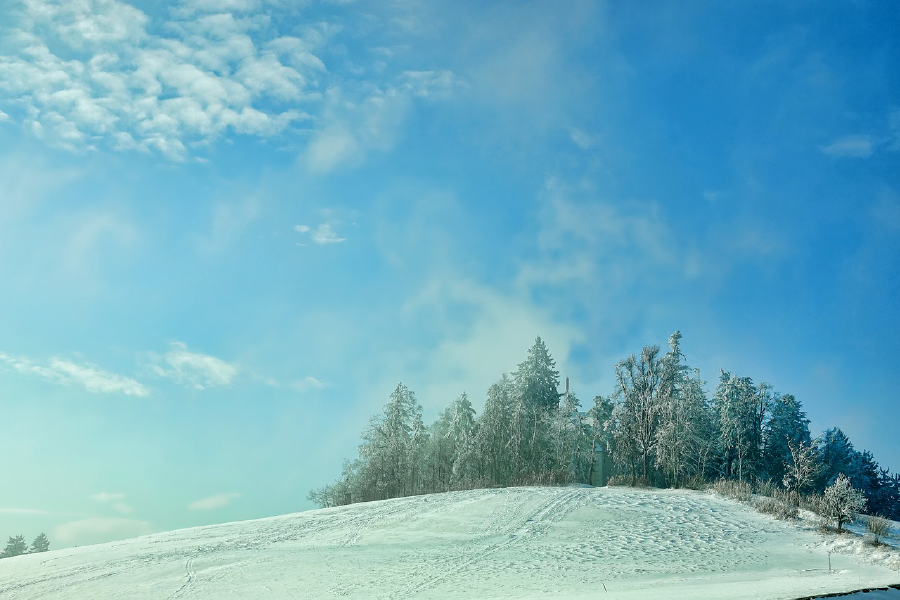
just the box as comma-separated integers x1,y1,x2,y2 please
753,491,799,520
866,515,892,544
711,479,752,502
681,475,707,491
755,480,776,498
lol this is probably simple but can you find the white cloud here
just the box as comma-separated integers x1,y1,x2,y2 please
295,222,346,244
54,518,153,546
291,376,325,392
188,492,240,510
148,342,239,390
311,223,346,244
820,134,875,158
569,128,596,150
91,492,133,514
0,352,150,396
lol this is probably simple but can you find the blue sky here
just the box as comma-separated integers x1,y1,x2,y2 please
0,0,897,548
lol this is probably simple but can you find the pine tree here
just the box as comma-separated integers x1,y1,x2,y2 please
1,535,28,558
30,533,49,553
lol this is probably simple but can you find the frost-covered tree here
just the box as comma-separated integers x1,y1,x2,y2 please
817,428,860,490
514,336,561,411
613,344,667,483
822,473,867,532
1,535,28,558
548,388,590,483
475,374,516,486
30,533,49,553
654,332,713,487
712,371,758,481
445,392,478,488
783,438,819,495
762,393,811,486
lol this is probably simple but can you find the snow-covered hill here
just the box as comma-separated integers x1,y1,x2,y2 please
0,486,897,599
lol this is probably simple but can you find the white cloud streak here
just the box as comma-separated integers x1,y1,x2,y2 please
148,342,239,390
188,492,240,510
820,134,875,158
0,352,150,396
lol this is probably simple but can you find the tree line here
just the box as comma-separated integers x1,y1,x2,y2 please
1,533,49,558
309,332,900,521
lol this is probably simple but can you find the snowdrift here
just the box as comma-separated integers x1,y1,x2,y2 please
0,486,897,599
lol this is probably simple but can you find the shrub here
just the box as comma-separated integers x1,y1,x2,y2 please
755,480,776,498
752,490,799,520
866,515,892,544
711,479,752,503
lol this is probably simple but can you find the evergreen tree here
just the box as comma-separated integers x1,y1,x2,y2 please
817,428,859,490
1,535,28,558
30,532,49,553
474,374,516,486
762,393,811,486
513,336,561,411
712,371,758,481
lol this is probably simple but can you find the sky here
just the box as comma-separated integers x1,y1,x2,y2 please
0,0,897,549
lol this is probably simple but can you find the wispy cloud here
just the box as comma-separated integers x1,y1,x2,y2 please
0,352,150,396
295,222,346,244
91,492,133,514
0,508,54,515
291,376,325,392
188,492,240,510
147,342,238,390
820,134,876,158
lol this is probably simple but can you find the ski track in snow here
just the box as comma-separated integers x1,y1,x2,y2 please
0,487,898,599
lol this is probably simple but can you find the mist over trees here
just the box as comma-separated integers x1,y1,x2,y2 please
309,333,900,521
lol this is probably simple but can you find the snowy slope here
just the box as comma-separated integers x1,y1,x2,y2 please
0,486,897,599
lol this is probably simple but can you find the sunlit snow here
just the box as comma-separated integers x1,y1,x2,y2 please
0,487,897,599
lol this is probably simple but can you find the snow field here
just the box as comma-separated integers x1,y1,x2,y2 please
0,486,897,599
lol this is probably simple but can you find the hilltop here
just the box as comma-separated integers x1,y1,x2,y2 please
0,486,897,599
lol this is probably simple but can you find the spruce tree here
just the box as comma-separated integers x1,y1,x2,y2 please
514,336,561,411
1,535,28,558
30,532,50,553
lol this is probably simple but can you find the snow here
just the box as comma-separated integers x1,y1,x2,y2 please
0,486,897,599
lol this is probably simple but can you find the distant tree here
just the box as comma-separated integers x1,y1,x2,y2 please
1,535,28,558
822,473,867,532
30,532,50,553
